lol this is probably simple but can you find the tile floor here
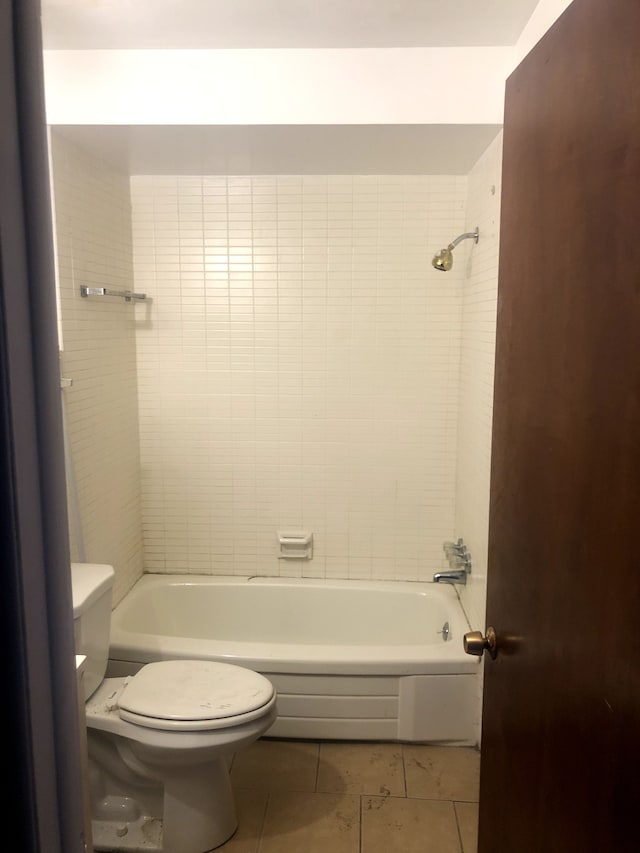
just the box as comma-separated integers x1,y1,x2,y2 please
214,739,480,852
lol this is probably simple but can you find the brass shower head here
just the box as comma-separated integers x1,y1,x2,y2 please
432,228,479,271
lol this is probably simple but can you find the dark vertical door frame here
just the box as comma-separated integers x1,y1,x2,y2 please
0,1,85,851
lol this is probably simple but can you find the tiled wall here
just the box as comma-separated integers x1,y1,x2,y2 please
455,132,503,630
51,131,144,606
50,132,501,599
130,174,469,581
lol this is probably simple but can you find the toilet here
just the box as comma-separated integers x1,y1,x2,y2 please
71,563,277,853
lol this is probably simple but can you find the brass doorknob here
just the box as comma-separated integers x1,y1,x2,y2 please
464,626,497,659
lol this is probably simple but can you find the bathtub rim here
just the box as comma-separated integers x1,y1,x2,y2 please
109,573,480,677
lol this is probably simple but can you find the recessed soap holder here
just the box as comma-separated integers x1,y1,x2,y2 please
278,531,313,560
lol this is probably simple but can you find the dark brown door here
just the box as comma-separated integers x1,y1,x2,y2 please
478,1,640,850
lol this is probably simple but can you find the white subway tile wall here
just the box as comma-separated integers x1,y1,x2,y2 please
52,132,145,605
455,132,503,629
131,174,469,581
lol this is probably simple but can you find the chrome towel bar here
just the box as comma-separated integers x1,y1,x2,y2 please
80,286,147,302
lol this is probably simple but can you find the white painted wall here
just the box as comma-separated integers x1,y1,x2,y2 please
512,0,575,68
43,47,513,126
42,3,575,126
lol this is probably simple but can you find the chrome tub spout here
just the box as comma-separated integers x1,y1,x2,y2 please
432,569,467,586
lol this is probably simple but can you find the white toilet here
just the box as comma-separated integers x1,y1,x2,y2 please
71,563,277,853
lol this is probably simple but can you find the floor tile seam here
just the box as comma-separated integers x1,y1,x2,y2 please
233,786,478,800
233,785,322,793
246,787,375,798
359,792,458,803
255,791,271,853
403,792,480,803
401,749,408,797
452,800,466,853
315,786,408,797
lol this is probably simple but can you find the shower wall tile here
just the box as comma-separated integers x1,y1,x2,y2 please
455,132,503,631
51,131,144,606
131,174,468,581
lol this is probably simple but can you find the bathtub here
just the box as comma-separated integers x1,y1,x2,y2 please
108,574,481,744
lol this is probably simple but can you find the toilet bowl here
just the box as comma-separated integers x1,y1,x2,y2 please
71,563,277,853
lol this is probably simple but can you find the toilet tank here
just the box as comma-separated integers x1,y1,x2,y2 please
71,563,115,700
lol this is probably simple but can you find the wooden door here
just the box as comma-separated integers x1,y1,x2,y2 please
479,1,640,850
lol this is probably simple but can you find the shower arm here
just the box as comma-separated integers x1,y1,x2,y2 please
448,228,480,249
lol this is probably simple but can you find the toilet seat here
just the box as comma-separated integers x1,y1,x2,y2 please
117,660,276,731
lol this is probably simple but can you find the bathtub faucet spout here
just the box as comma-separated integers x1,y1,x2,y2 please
432,569,467,586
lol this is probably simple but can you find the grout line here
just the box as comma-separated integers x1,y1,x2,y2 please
453,800,465,853
359,794,364,853
255,791,270,853
401,743,409,798
314,741,321,792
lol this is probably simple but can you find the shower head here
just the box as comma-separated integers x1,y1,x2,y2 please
432,227,479,271
432,245,454,272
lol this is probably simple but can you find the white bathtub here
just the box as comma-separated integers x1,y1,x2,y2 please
108,574,481,744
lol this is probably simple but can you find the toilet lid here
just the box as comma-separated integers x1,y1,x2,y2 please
117,660,275,731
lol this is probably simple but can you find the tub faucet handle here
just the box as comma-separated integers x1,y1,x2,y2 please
443,539,472,574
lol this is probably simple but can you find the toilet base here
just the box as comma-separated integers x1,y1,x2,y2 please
93,814,163,851
90,755,238,853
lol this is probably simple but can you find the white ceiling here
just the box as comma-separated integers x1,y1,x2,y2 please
43,2,529,175
41,0,540,50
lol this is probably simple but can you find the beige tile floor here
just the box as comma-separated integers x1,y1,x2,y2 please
213,739,480,853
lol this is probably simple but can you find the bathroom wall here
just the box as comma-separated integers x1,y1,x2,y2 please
44,47,511,127
455,132,503,630
130,174,470,581
49,129,502,602
51,131,144,605
512,0,574,67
